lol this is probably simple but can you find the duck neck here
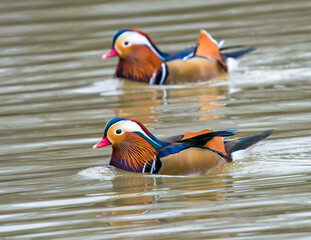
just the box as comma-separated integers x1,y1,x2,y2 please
115,46,163,83
109,134,158,173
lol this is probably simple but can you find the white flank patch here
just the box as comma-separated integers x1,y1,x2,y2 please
226,57,239,72
231,146,254,161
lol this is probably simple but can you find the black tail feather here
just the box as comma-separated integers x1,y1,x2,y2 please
222,47,255,59
225,130,273,158
220,45,246,51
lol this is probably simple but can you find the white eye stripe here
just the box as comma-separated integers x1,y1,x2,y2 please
119,32,150,46
118,32,163,59
109,120,161,147
111,120,146,136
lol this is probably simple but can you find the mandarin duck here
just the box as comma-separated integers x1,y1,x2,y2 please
93,118,273,175
102,29,254,84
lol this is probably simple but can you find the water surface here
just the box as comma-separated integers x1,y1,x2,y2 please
1,0,311,239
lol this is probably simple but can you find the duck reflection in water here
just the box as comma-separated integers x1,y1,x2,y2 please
95,172,228,230
112,81,228,124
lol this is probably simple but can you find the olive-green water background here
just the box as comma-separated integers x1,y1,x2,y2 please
1,0,311,239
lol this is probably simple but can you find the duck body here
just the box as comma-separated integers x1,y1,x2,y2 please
162,57,225,84
93,118,273,176
102,29,254,84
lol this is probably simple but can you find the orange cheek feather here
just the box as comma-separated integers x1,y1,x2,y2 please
107,127,126,146
115,39,133,58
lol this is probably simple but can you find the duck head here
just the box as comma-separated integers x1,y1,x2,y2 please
93,117,169,173
103,30,168,83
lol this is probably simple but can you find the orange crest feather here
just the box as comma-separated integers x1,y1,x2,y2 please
195,30,222,61
182,129,227,156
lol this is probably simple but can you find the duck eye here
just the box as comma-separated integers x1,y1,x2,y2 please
115,129,123,134
123,41,130,46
